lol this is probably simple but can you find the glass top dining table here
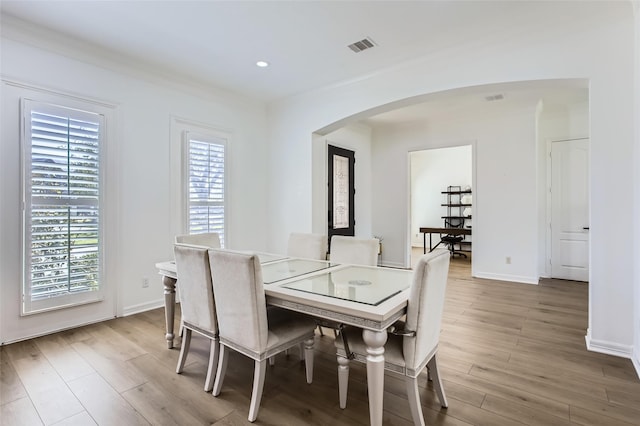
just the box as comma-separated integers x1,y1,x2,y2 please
274,261,410,306
155,253,413,426
261,258,336,284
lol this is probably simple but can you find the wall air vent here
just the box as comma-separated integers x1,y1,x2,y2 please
348,37,376,53
485,94,505,102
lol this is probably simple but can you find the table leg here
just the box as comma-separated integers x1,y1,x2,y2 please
363,329,388,426
162,275,177,349
423,232,426,255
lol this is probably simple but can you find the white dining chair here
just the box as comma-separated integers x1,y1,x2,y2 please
173,244,219,392
208,249,317,423
175,232,221,248
287,232,327,260
174,232,221,337
329,235,379,266
287,232,329,338
334,249,451,426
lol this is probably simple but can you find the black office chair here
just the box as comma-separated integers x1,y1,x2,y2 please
442,214,467,258
440,233,466,258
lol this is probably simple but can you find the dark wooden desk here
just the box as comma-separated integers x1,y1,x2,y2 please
420,227,472,254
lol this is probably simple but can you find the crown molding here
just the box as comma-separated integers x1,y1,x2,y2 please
0,14,263,108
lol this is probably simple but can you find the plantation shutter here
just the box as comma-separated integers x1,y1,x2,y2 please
22,100,104,314
187,133,226,247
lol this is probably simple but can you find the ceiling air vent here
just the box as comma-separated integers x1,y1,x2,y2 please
485,94,505,102
348,37,376,53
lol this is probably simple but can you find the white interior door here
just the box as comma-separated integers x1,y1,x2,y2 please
551,138,589,281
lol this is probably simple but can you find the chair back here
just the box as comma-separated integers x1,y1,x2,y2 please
287,232,327,260
173,244,218,334
330,235,378,266
403,249,450,369
175,232,221,248
208,249,269,353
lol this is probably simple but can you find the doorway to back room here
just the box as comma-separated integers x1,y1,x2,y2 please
410,145,472,270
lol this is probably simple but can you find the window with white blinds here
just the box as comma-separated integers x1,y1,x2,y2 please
186,132,226,247
22,99,104,314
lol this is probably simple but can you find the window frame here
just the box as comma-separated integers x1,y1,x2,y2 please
182,128,229,247
20,98,107,315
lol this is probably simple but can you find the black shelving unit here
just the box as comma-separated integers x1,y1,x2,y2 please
441,185,472,255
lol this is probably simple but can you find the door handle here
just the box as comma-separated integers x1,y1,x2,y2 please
583,227,590,230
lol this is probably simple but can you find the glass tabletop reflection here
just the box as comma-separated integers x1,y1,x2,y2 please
261,258,335,284
280,265,411,306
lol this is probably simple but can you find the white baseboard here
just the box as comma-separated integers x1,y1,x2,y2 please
472,271,539,285
585,329,634,359
122,299,165,317
632,348,640,379
1,315,114,346
2,300,170,346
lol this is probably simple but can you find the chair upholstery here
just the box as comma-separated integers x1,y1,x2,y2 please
287,232,329,338
174,233,221,337
287,232,327,260
173,244,219,392
208,249,317,422
329,235,379,266
334,249,451,426
175,232,221,248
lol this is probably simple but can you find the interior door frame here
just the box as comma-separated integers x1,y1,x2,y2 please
407,142,475,270
545,137,590,280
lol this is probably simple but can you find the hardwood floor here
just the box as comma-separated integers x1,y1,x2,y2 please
2,257,639,425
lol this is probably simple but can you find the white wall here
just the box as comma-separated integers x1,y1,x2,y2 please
372,105,538,279
267,3,636,358
633,0,640,376
410,146,472,248
0,30,268,343
536,101,590,277
400,102,587,272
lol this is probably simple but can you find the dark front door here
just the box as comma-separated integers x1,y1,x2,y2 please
328,145,355,249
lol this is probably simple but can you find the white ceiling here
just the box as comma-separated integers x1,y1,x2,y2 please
361,81,589,127
1,0,609,122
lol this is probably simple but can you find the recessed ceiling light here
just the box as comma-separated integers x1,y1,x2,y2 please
256,61,269,68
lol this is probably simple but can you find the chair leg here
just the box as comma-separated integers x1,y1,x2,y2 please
303,338,314,384
204,338,219,392
248,360,267,422
176,328,192,374
337,354,350,409
212,345,229,397
405,376,426,426
427,356,448,408
299,342,305,361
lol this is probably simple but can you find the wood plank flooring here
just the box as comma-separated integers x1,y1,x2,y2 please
2,256,639,425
